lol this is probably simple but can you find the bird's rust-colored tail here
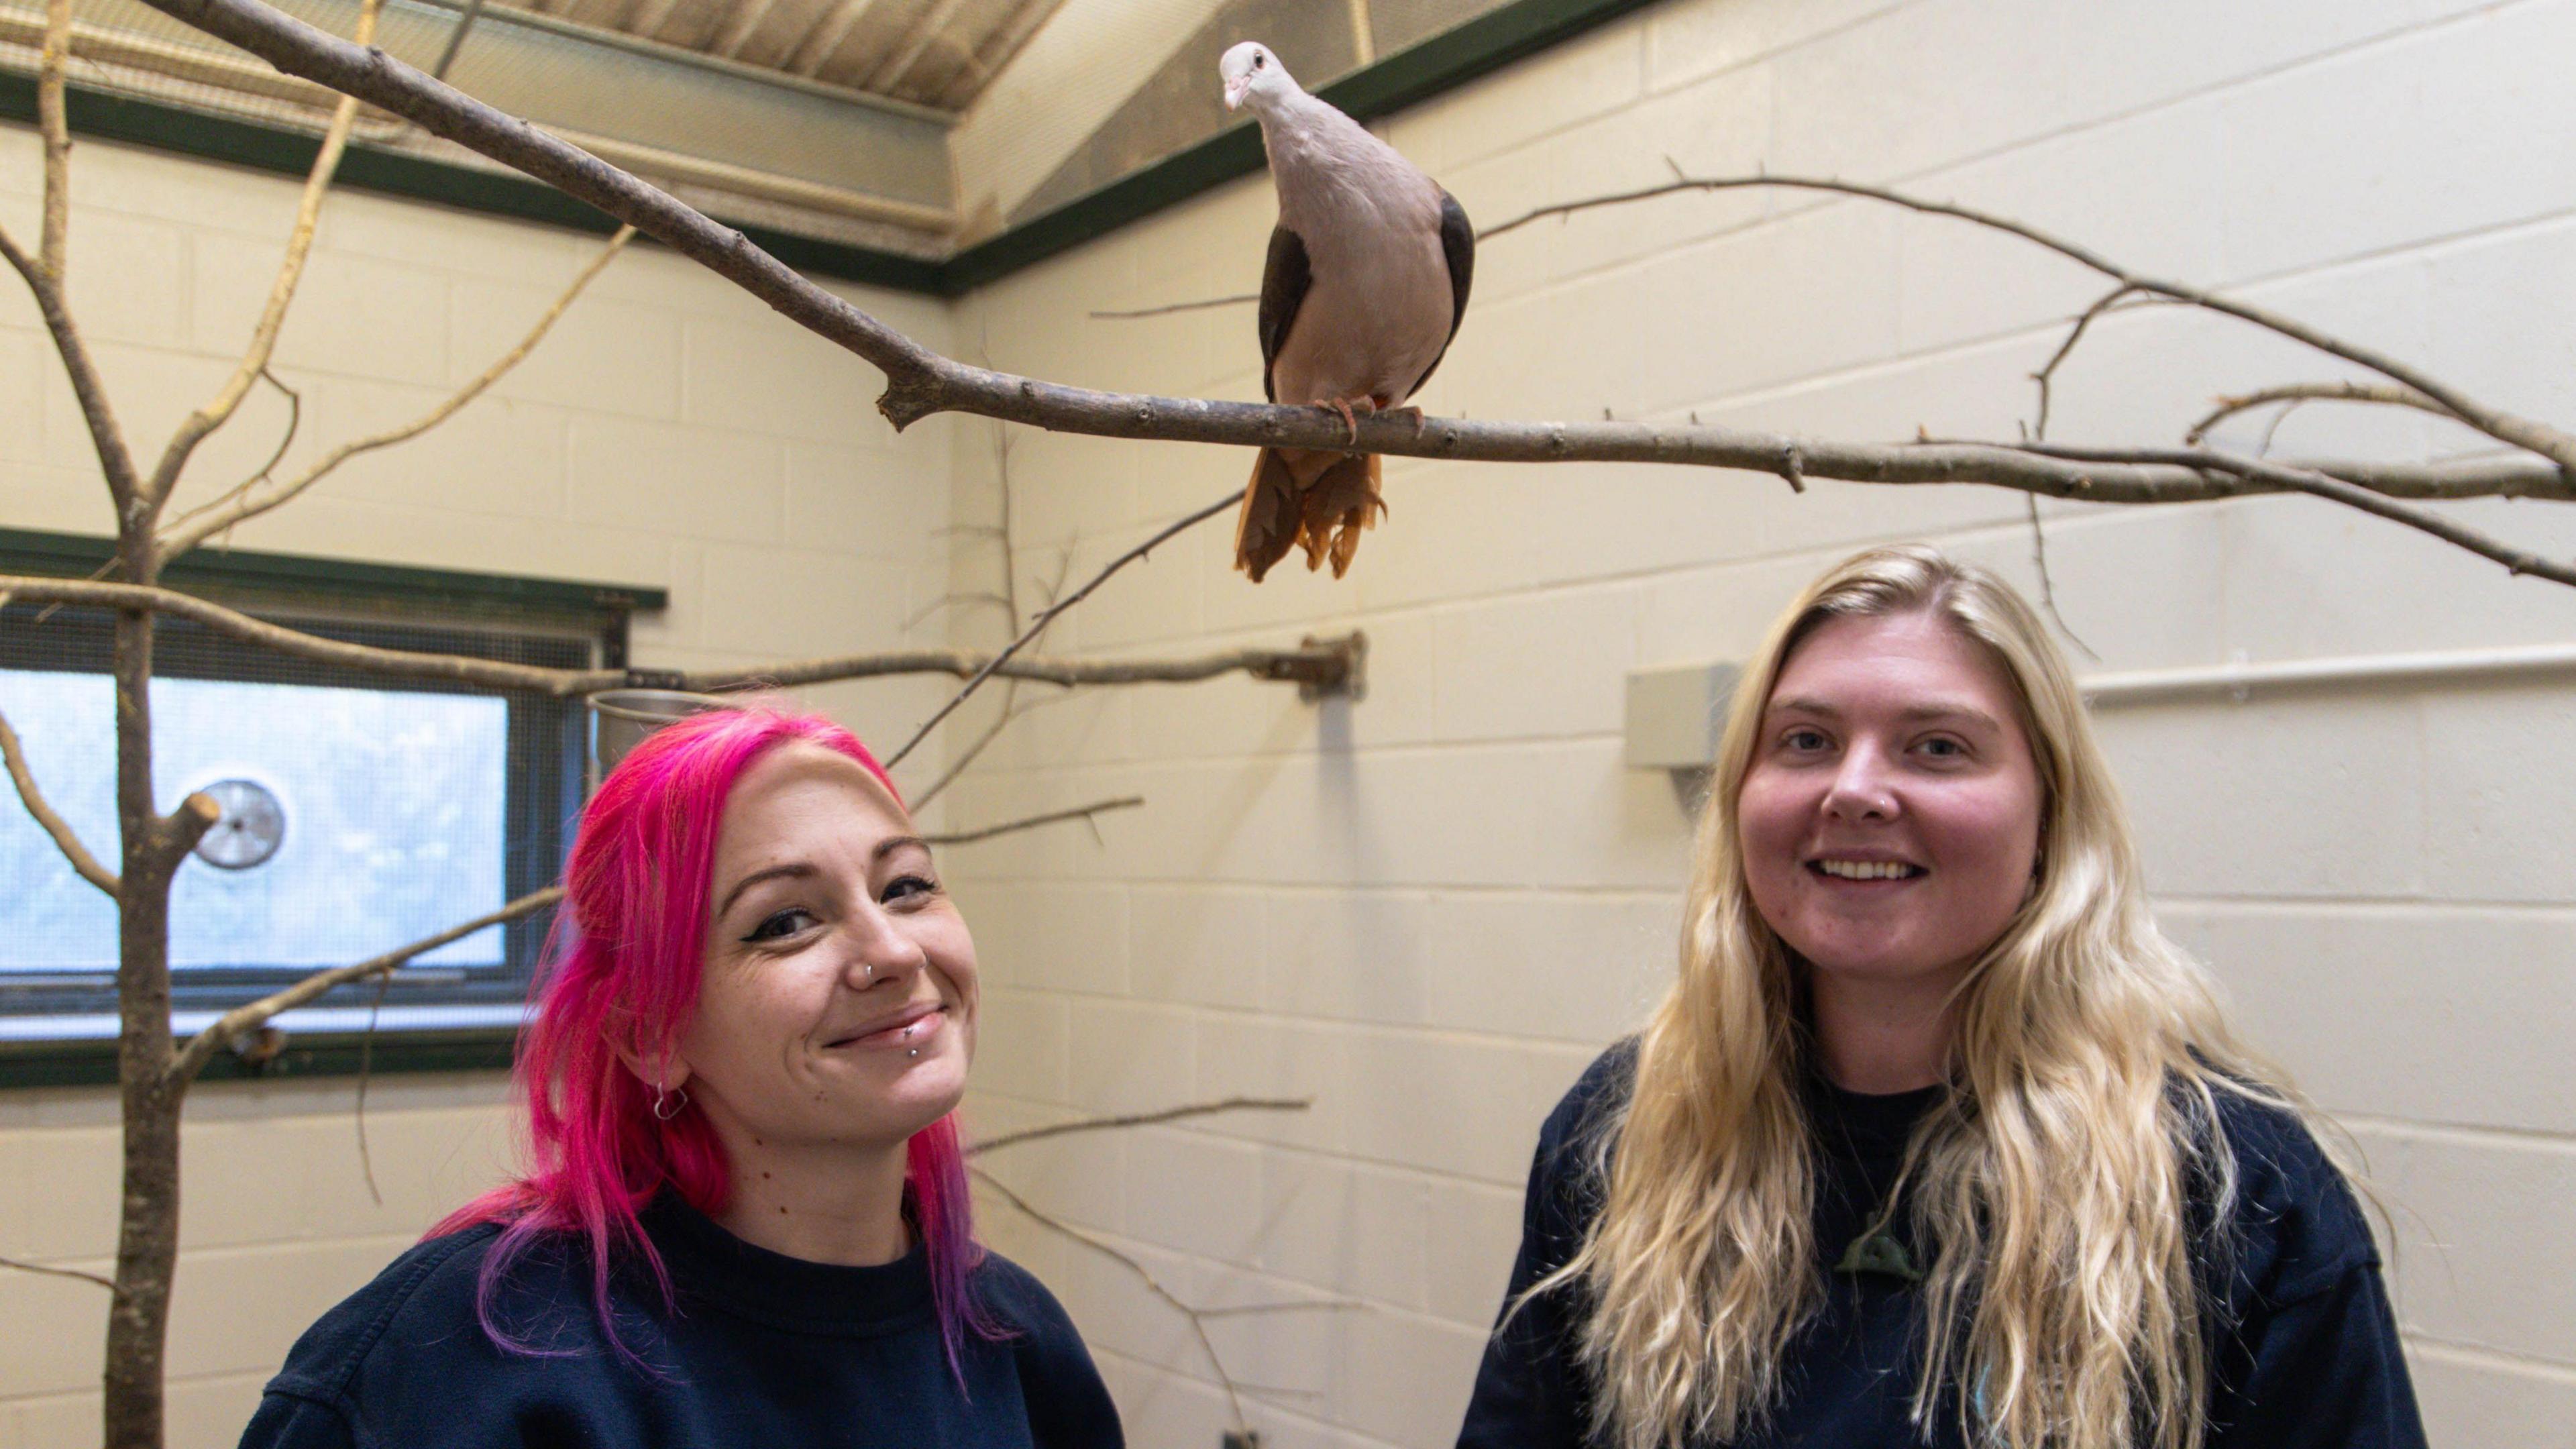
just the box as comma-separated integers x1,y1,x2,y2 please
1234,447,1383,583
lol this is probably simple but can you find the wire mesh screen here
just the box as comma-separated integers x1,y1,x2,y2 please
0,596,590,1032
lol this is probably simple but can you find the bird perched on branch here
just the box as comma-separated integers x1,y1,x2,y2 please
1220,40,1474,582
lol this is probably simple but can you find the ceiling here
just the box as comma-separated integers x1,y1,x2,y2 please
489,0,1064,112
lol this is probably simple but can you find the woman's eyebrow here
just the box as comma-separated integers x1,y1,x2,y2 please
873,835,930,862
715,861,814,917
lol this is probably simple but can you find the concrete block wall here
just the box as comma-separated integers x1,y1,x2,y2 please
0,131,959,1442
944,1,2576,1444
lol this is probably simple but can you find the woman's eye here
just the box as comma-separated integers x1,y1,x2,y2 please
1783,728,1830,753
743,908,816,943
1917,736,1966,759
882,874,938,906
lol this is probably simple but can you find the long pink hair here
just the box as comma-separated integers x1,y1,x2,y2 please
431,706,1001,1374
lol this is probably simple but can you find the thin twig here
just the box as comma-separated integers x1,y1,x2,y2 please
923,795,1144,846
144,0,382,517
885,490,1240,769
970,1167,1250,1434
168,886,562,1087
2023,496,2097,662
908,690,1073,811
969,1096,1311,1157
0,704,119,894
0,1254,114,1291
352,969,391,1206
2185,380,2456,445
159,225,639,561
1089,294,1259,319
2030,284,2147,443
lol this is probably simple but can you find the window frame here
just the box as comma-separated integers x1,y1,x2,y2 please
0,528,667,1089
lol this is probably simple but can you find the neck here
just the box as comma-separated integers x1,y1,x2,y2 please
710,1128,912,1267
1808,965,1958,1094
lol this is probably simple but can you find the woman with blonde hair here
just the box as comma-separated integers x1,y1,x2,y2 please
1458,545,2423,1449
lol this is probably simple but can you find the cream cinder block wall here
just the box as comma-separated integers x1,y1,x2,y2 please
0,130,960,1444
944,1,2576,1446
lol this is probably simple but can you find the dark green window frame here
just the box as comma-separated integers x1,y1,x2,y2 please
0,529,665,1089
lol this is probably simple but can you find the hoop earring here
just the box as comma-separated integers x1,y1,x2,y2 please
652,1083,689,1121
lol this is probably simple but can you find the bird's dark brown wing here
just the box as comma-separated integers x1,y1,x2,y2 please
1403,189,1477,400
1258,225,1311,405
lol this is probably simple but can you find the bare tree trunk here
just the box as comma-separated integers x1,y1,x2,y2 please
105,592,176,1449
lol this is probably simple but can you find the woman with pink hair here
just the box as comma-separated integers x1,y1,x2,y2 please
241,708,1122,1448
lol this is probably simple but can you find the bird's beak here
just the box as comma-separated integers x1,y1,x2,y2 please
1223,79,1248,111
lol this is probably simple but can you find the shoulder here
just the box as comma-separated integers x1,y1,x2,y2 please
2202,1086,2381,1307
256,1225,513,1425
973,1251,1124,1444
1540,1038,1637,1159
972,1248,1079,1335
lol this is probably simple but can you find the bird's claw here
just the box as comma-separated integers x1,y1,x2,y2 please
1319,398,1370,446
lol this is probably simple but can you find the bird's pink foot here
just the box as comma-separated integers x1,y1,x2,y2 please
1318,397,1373,445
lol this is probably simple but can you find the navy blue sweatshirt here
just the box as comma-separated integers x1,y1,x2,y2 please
240,1193,1123,1448
1458,1043,2428,1449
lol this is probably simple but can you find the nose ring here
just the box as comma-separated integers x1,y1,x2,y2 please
864,963,875,981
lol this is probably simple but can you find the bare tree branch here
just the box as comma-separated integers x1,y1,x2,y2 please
144,0,383,517
1089,294,1258,319
0,576,1356,697
970,1167,1252,1434
2030,284,2149,443
885,490,1240,769
37,0,71,282
0,231,145,516
167,885,561,1087
969,1096,1311,1157
0,1254,115,1291
2185,381,2457,445
0,703,119,894
1479,172,2576,474
2010,441,2576,586
2022,495,2097,662
924,795,1144,846
909,690,1071,810
122,0,2576,547
158,225,638,563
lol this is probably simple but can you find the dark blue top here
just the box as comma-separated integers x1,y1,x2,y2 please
239,1193,1123,1449
1458,1042,2428,1449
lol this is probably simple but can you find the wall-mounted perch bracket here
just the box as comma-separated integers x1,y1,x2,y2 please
1252,629,1366,702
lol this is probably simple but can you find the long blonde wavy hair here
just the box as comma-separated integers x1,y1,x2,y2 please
1539,544,2307,1449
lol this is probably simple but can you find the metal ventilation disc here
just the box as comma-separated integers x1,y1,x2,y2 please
193,778,287,870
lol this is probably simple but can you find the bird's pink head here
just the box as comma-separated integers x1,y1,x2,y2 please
1221,41,1293,112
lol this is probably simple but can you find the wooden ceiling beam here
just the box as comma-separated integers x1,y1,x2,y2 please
709,0,781,58
781,0,877,76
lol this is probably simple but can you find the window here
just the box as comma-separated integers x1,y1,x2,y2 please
0,531,663,1085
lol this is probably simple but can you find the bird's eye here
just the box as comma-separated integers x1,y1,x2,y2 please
1252,52,1265,68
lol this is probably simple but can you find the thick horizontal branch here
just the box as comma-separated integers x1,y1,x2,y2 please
128,0,2576,528
168,885,563,1087
969,1096,1311,1157
0,576,1360,696
0,704,118,895
923,795,1144,847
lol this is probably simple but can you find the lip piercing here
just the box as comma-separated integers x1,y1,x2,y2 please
908,1048,919,1058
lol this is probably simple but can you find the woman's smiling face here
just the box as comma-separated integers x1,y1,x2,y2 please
1736,610,2045,995
673,741,977,1151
